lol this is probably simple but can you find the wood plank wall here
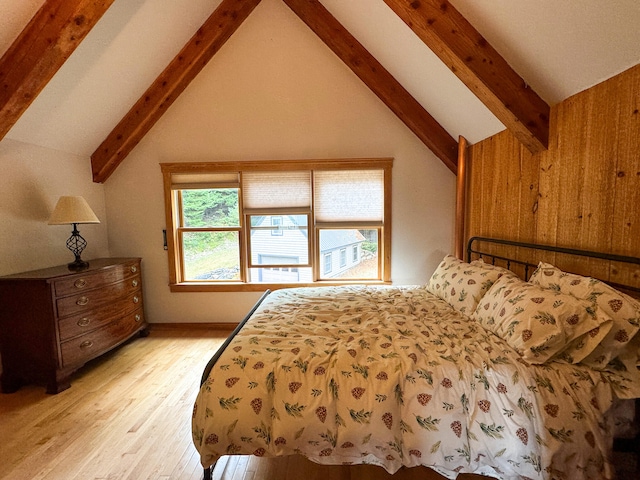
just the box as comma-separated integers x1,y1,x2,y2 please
466,63,640,287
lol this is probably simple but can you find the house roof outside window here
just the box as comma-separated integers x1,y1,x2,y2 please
320,230,366,253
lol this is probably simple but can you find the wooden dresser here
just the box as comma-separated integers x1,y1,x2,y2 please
0,258,147,394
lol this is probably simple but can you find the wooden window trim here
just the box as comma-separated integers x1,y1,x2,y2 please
161,158,392,292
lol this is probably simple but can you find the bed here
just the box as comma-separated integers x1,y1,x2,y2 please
192,237,640,480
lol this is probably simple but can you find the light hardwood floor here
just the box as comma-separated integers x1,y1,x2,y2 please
0,327,482,480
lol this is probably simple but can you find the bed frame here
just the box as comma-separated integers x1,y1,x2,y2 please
467,236,640,476
199,237,640,479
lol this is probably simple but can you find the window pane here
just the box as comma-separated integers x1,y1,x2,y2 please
249,267,312,283
319,229,378,280
182,231,240,281
249,214,309,265
181,188,239,228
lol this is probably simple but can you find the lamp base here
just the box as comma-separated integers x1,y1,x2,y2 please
66,224,90,271
68,259,90,271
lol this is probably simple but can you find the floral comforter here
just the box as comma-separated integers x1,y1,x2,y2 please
192,286,621,479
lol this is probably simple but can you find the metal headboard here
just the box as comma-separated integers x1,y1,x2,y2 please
466,236,640,294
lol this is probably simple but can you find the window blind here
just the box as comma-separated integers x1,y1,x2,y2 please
171,172,239,190
243,171,311,209
314,170,384,222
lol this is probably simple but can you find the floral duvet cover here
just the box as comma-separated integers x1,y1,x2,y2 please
192,285,621,479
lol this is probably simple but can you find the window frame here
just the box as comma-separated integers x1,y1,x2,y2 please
161,158,392,292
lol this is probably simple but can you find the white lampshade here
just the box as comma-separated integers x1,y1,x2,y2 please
48,196,100,225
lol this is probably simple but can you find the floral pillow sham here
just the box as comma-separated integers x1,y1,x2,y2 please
426,255,515,316
529,262,640,370
473,275,611,364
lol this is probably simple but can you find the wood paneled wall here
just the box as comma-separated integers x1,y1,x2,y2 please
466,63,640,287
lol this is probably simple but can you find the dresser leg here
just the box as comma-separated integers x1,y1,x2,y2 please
139,328,150,338
46,381,70,394
46,372,72,394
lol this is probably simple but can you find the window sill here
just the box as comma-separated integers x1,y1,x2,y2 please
168,280,391,293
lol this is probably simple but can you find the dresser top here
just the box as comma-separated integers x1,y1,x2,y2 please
0,258,141,281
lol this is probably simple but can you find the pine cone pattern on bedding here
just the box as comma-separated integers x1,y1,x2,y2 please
192,285,631,480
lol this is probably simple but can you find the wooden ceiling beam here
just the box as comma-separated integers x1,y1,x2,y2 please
0,0,116,141
90,0,262,183
283,0,458,173
384,0,550,154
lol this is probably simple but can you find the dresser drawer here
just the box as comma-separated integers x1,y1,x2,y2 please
56,276,141,318
53,260,140,298
60,309,144,367
58,291,142,341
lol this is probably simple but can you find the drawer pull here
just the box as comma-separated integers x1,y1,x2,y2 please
135,314,142,323
76,296,89,306
79,340,94,350
74,278,87,288
130,265,138,273
133,296,139,304
77,317,91,327
132,279,139,287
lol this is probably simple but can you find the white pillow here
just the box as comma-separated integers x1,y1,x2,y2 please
473,275,611,364
426,255,515,316
529,262,640,369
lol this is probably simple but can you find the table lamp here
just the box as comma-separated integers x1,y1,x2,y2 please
49,196,100,270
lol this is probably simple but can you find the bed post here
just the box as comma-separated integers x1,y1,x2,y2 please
455,135,469,259
203,466,212,480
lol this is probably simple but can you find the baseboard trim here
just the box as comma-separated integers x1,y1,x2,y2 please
148,322,239,331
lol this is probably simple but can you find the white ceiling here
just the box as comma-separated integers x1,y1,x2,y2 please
2,0,640,158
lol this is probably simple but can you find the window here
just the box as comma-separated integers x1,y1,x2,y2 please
271,216,283,236
324,253,332,274
161,158,392,291
339,248,347,268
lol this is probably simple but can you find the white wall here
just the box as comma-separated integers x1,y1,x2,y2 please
104,0,456,323
0,139,109,276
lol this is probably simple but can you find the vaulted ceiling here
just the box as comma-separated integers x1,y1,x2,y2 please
2,0,640,182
